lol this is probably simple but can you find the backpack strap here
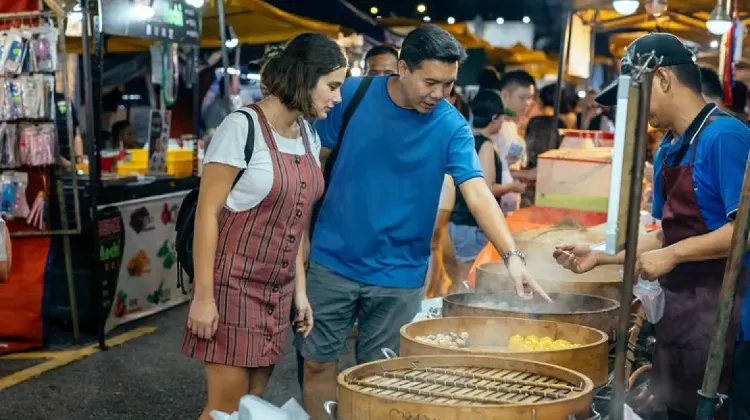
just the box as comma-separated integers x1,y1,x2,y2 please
322,76,374,183
310,76,374,236
232,108,255,188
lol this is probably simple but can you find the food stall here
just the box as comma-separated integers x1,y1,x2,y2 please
0,0,344,354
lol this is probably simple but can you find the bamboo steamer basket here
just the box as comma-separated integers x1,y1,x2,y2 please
400,316,609,387
335,355,595,420
442,292,619,337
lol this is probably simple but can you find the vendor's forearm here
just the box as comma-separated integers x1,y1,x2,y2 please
192,209,219,301
597,230,664,265
490,183,514,198
671,222,734,263
462,178,516,254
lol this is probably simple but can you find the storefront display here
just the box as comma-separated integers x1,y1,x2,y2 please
97,191,190,333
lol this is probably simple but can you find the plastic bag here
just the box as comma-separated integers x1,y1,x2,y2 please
1,30,26,75
633,279,665,324
12,171,28,218
210,396,309,420
6,77,24,119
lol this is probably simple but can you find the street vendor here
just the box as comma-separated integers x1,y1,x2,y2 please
296,25,550,420
552,33,750,420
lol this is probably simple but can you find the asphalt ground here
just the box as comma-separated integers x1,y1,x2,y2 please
0,304,356,420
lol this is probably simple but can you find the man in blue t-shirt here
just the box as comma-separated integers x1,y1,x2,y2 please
552,33,750,420
295,25,550,417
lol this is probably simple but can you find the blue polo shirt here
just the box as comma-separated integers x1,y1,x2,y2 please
651,109,750,340
311,75,482,288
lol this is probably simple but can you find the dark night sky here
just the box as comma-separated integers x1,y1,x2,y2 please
347,0,568,37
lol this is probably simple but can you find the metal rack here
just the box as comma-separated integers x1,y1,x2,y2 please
0,8,83,342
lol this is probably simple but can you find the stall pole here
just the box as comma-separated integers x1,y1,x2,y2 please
609,56,656,420
192,46,201,137
549,11,573,150
695,163,750,419
216,0,231,94
580,13,598,129
80,0,106,349
56,13,82,343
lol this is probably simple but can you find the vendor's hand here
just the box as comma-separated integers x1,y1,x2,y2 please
509,181,527,194
553,244,599,274
294,290,314,338
187,296,219,340
507,256,552,303
636,247,678,281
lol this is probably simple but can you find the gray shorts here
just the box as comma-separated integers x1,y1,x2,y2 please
294,262,423,364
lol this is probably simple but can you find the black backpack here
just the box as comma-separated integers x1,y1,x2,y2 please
175,109,255,295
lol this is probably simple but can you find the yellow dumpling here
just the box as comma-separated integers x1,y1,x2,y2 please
536,341,553,351
539,336,554,344
553,339,572,348
508,334,524,348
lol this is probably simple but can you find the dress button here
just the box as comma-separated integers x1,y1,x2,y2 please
295,157,301,164
289,235,296,243
301,181,307,189
296,210,303,218
266,335,272,341
267,307,274,315
281,261,289,268
272,284,279,292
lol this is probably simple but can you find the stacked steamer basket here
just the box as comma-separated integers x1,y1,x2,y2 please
334,355,595,420
400,316,609,388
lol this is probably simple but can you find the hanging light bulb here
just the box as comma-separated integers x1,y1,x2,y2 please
132,2,155,21
224,25,239,49
644,0,667,16
706,3,732,35
447,16,455,24
612,0,640,15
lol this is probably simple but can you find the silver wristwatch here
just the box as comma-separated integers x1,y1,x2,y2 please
503,249,526,267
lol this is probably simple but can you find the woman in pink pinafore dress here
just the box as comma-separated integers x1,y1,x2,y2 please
181,34,347,420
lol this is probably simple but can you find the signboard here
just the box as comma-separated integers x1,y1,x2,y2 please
99,191,191,334
100,0,201,45
605,75,639,254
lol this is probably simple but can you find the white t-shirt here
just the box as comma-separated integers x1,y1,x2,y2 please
203,107,322,212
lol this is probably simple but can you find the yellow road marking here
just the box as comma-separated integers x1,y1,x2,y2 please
0,351,74,360
0,326,157,390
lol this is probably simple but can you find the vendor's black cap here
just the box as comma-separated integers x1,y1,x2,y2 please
596,33,697,106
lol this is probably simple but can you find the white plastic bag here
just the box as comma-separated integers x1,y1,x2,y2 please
210,396,309,420
633,279,665,324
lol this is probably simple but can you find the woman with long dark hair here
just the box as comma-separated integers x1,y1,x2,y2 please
181,33,347,418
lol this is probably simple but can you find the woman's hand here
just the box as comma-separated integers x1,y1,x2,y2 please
187,296,219,340
294,290,314,338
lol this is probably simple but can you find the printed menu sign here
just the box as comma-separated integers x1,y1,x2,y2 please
101,0,201,45
96,206,125,327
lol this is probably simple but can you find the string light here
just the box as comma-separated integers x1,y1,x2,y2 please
522,16,531,24
423,16,431,22
447,16,455,24
370,6,378,15
496,17,504,24
416,4,426,13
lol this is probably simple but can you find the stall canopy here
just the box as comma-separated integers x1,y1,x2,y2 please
378,18,494,50
266,0,387,43
66,0,342,54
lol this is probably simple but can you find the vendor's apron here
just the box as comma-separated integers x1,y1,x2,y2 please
654,105,746,418
182,104,323,367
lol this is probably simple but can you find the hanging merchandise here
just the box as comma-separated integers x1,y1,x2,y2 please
5,77,24,120
0,172,16,218
0,123,18,166
18,123,55,166
27,188,46,230
28,26,58,73
13,171,28,219
162,42,179,106
0,30,27,75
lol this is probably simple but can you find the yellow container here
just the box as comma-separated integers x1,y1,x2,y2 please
117,162,148,176
129,149,148,164
167,149,194,178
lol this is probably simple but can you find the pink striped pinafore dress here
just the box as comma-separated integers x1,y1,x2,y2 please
182,104,324,367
